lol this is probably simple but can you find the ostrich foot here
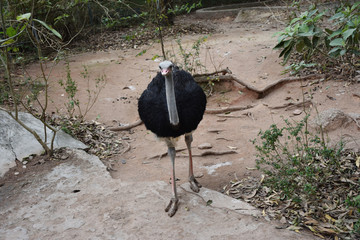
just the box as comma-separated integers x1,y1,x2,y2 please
165,198,179,217
189,176,202,193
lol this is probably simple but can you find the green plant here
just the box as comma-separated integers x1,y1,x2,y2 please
253,115,344,202
274,2,359,76
171,35,208,74
346,194,360,234
327,2,360,63
274,5,326,64
283,61,317,75
59,62,106,122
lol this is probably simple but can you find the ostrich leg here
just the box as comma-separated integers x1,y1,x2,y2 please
185,134,202,192
164,146,179,217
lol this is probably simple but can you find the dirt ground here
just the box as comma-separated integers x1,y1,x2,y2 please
23,13,360,191
2,9,360,238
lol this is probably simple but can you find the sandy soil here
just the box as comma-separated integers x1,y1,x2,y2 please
11,10,360,217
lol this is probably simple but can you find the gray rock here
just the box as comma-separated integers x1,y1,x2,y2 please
311,109,354,132
198,143,213,150
0,110,87,177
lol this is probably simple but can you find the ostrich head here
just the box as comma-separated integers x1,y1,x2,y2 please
159,61,174,76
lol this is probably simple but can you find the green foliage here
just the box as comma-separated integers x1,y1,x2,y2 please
253,115,344,202
58,62,79,118
170,35,208,74
58,62,106,121
274,2,359,74
327,2,360,58
346,194,360,234
274,5,325,64
283,61,317,75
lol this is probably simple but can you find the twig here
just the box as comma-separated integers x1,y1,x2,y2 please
266,100,313,110
193,68,232,77
148,147,187,160
185,150,237,157
205,104,255,114
109,119,143,131
121,141,131,154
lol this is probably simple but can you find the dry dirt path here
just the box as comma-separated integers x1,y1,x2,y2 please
1,13,360,240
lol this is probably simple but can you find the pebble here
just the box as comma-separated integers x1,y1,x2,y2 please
293,109,302,115
121,159,127,164
198,143,213,149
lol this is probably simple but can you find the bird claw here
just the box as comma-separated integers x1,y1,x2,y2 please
165,198,179,217
189,176,202,193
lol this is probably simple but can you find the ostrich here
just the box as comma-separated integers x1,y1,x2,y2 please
138,60,207,217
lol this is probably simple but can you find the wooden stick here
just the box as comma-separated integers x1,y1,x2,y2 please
108,119,143,131
205,104,255,114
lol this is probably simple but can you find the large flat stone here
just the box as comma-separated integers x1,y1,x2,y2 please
0,110,87,177
0,149,318,240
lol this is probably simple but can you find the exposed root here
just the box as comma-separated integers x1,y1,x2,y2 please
109,119,143,131
195,72,326,99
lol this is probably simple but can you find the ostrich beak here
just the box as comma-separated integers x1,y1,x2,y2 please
161,68,171,76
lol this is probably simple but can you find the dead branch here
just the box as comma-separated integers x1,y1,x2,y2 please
205,104,255,114
121,141,131,154
193,68,232,78
266,100,313,110
189,150,237,157
109,119,143,131
148,147,187,160
148,149,237,159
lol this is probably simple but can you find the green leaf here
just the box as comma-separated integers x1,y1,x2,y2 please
351,2,360,11
329,38,345,47
33,19,62,39
329,12,343,21
343,28,356,40
329,29,342,39
16,13,31,21
303,37,312,48
328,47,341,56
1,38,15,46
6,26,16,37
296,41,305,52
312,36,320,47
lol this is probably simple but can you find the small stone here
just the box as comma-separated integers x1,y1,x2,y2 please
14,172,19,175
121,159,127,164
198,143,213,150
280,216,287,224
293,109,302,115
195,173,204,178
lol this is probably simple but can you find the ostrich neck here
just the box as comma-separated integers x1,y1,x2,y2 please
165,74,179,126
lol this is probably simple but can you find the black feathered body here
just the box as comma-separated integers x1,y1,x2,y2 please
138,69,206,138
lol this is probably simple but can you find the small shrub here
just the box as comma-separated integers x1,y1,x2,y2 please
253,115,344,202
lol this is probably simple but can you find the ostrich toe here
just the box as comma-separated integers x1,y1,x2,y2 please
165,198,179,217
189,176,202,193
